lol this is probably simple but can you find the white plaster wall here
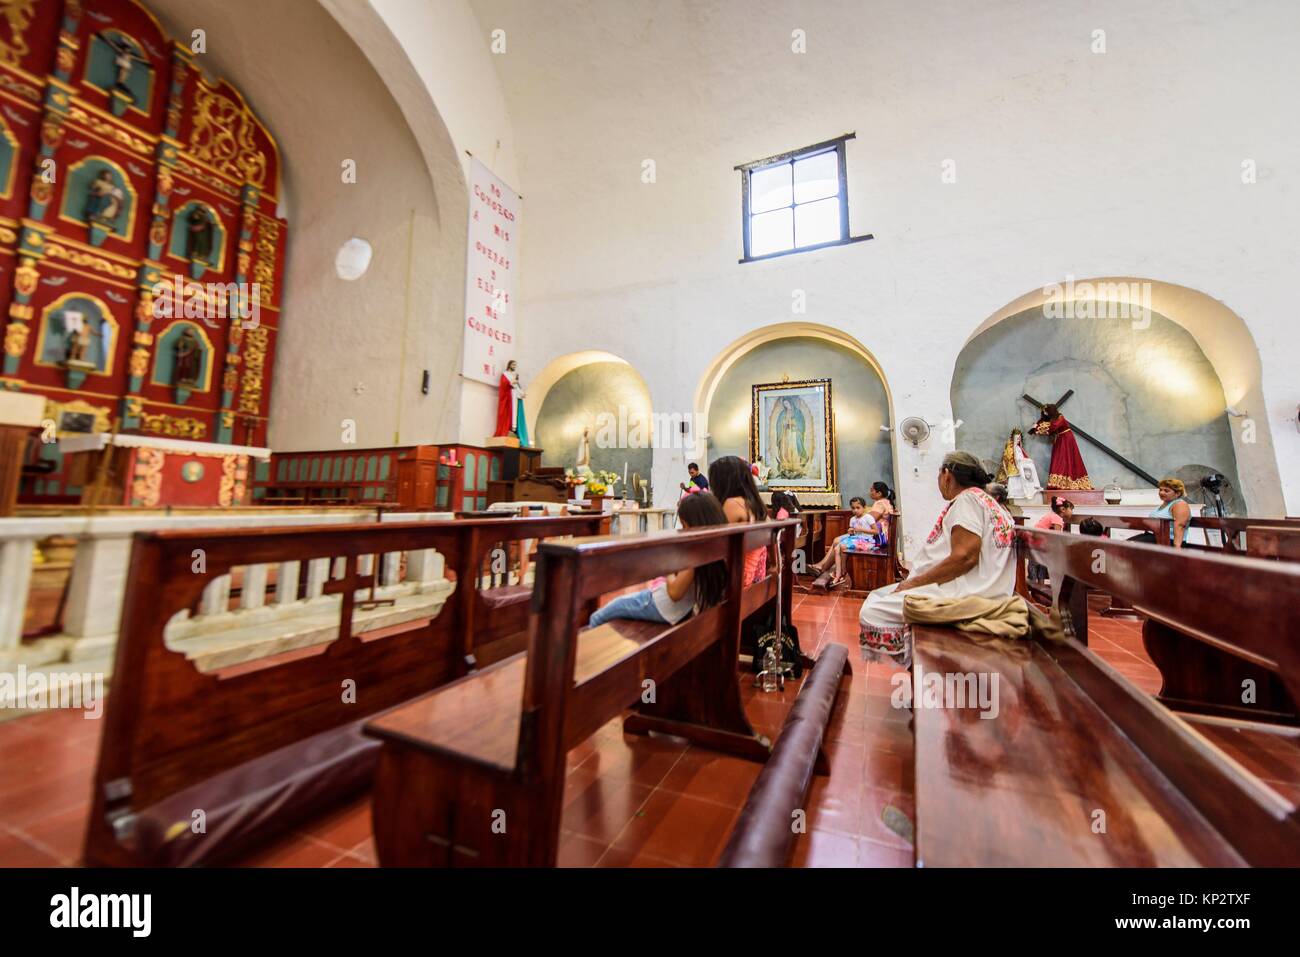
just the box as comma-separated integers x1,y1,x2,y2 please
470,0,1300,537
339,0,523,443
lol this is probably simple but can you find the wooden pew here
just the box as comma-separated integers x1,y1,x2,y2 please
364,519,803,867
842,512,902,595
910,529,1300,866
1072,515,1300,719
83,513,602,867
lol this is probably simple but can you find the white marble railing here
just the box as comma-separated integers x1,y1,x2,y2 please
0,510,452,671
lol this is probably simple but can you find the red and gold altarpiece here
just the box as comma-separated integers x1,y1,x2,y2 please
0,0,286,505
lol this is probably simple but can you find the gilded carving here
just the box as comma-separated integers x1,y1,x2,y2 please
8,302,32,320
222,366,238,393
218,454,241,506
237,325,267,414
135,291,154,325
3,319,29,357
132,330,153,346
40,116,65,151
43,240,136,281
66,105,154,157
157,167,173,196
173,156,240,198
125,396,142,418
0,224,17,244
0,0,36,68
14,256,38,296
29,177,52,207
190,81,267,187
0,69,39,103
140,412,207,440
128,346,149,377
253,214,278,303
55,43,73,76
131,448,164,508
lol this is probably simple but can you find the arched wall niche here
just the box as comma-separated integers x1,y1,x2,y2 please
695,323,898,508
531,352,654,486
963,279,1283,515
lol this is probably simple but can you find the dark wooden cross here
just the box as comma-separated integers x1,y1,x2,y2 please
1021,390,1161,487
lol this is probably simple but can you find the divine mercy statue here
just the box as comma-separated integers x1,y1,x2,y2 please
1029,404,1093,490
494,359,530,445
995,428,1042,500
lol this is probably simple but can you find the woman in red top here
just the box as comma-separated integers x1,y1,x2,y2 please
1030,404,1093,490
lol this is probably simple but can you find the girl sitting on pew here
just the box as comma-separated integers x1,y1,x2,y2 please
586,492,729,627
768,490,798,520
710,455,770,586
811,483,896,586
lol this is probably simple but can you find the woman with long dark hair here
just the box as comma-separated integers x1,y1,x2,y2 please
709,455,769,585
587,492,729,626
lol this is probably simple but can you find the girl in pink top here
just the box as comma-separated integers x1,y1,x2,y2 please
1034,496,1074,531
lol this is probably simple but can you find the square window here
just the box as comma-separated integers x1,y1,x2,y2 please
737,135,870,262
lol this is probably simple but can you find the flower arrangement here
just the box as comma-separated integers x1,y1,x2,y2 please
586,470,621,497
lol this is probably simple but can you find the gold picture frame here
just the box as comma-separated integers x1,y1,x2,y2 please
750,378,836,493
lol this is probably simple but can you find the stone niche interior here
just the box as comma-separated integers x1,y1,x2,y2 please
706,337,895,499
535,360,654,482
951,306,1243,508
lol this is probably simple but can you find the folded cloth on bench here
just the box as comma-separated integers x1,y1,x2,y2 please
902,594,1030,638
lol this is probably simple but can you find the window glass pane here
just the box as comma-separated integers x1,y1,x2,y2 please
794,197,841,248
750,207,793,257
750,163,792,214
793,151,839,203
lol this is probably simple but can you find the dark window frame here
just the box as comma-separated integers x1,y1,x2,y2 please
736,133,872,263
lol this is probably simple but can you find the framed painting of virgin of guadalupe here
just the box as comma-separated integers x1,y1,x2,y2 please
750,378,837,493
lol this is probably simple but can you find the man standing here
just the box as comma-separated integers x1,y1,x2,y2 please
679,462,709,493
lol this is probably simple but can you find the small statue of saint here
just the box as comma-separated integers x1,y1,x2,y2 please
173,327,201,386
186,206,215,263
576,426,591,470
101,33,146,102
62,310,101,366
995,428,1042,500
84,170,124,228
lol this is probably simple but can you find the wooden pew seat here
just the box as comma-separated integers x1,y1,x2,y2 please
367,618,671,773
129,719,380,867
911,624,1244,866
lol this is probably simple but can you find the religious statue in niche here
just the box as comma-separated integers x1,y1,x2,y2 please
1029,403,1094,490
61,310,99,366
172,327,202,387
995,428,1042,500
100,32,147,105
186,206,216,263
575,426,591,471
493,359,530,446
84,170,124,230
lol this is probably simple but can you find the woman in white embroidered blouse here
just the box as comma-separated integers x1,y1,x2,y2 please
859,452,1016,668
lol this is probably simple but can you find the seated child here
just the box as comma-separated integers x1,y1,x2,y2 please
768,491,798,520
587,492,729,627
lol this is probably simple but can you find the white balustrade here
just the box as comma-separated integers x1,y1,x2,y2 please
0,509,454,671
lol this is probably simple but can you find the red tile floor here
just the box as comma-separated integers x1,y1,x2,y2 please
0,591,1216,868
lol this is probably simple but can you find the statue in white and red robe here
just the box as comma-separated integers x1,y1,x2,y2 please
494,360,529,445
